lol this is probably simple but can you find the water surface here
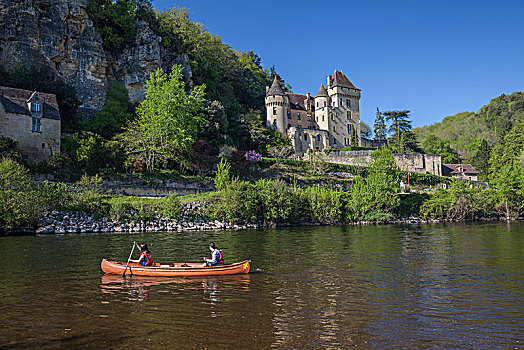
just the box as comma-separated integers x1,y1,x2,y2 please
1,222,523,348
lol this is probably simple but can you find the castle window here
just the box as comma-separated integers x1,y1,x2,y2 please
333,138,337,145
41,142,46,149
347,111,351,119
32,117,41,132
287,111,291,119
33,103,41,112
324,101,326,107
346,99,351,108
333,126,336,132
348,124,351,133
322,115,325,122
273,119,277,129
317,134,321,142
339,99,343,106
304,134,308,140
288,123,291,129
297,113,301,120
316,102,319,107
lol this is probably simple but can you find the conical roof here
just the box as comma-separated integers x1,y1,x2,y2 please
267,76,285,96
316,83,328,97
331,71,360,90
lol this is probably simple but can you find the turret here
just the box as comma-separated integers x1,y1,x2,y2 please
314,83,329,130
265,77,289,135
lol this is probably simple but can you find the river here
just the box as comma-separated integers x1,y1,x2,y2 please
1,222,523,349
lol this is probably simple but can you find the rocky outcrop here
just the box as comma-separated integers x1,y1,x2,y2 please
0,0,192,116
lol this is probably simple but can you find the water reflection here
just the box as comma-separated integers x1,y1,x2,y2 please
100,273,251,306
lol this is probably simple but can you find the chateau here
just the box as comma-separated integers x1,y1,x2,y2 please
265,71,361,153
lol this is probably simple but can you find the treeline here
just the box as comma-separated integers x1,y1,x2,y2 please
412,92,524,179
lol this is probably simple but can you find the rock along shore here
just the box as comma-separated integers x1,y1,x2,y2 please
34,202,508,235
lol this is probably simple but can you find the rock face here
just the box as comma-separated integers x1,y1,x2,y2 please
0,0,192,116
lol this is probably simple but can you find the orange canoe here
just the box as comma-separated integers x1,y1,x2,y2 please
101,259,250,277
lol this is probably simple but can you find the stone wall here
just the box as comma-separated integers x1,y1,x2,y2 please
0,110,60,161
325,150,442,175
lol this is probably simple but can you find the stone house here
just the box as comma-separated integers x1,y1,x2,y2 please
442,164,479,181
265,71,361,154
0,86,61,161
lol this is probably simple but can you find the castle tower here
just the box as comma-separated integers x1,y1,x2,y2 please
314,83,330,131
326,70,361,147
265,77,289,135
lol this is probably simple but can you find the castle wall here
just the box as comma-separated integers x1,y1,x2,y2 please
324,151,442,175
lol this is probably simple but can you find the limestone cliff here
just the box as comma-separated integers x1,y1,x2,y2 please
0,0,192,117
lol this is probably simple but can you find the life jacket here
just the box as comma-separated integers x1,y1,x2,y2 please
216,249,224,265
141,251,153,266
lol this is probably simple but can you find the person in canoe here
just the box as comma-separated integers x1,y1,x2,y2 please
130,243,154,266
203,242,224,266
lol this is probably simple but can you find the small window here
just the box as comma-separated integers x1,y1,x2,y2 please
287,123,291,129
324,101,326,107
273,107,277,115
273,120,277,129
317,135,321,142
304,134,308,140
333,126,336,132
347,111,351,119
287,111,291,119
33,103,41,112
316,102,319,107
346,99,351,108
339,99,343,106
41,142,46,149
322,115,325,122
297,113,301,120
333,138,337,145
32,117,41,132
347,124,351,133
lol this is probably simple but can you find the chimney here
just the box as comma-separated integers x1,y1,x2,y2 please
266,86,269,93
326,75,332,88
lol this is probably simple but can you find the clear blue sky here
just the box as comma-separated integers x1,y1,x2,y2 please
152,0,523,128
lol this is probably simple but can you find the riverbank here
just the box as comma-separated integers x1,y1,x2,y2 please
33,203,513,235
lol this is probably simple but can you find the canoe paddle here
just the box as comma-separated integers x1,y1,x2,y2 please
123,241,137,277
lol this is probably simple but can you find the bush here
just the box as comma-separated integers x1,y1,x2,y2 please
214,158,231,191
158,194,183,219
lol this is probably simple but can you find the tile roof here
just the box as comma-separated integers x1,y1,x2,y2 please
0,86,60,120
442,164,479,175
266,76,285,96
286,93,310,110
316,83,328,97
331,71,360,91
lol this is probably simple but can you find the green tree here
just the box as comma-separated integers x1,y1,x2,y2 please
351,124,358,146
121,66,205,171
472,139,491,176
373,108,387,141
490,164,524,219
423,135,459,163
360,121,372,138
489,119,524,174
384,110,412,148
85,83,134,139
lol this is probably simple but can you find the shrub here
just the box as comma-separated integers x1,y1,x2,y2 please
214,158,231,191
158,194,183,219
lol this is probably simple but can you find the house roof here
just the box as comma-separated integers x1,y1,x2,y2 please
266,76,285,96
0,86,60,120
331,71,360,91
286,93,313,110
316,83,328,97
442,163,479,175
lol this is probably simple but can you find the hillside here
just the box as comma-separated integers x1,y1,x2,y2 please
413,92,524,162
